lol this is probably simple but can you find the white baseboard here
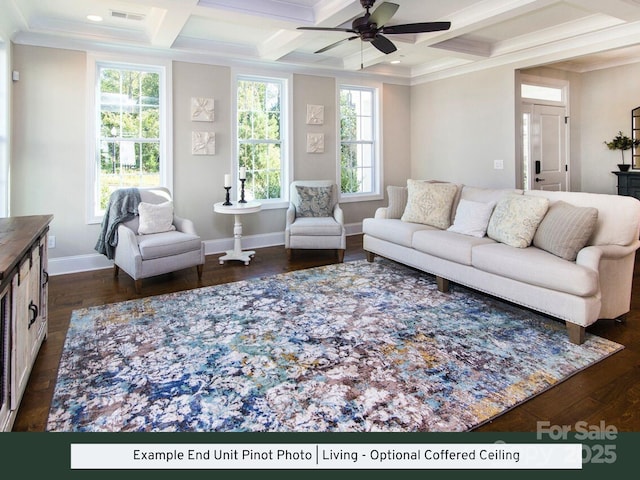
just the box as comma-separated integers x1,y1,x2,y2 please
48,223,363,276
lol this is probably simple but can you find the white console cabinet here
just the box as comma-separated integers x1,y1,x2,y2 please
0,215,52,431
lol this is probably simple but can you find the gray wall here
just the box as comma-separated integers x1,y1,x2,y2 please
9,44,409,261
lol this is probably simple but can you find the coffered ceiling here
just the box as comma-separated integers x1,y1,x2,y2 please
3,0,640,83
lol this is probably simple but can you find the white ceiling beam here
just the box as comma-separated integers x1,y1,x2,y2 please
147,2,198,48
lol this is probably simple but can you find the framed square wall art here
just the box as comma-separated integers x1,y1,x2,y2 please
192,131,216,155
306,104,324,125
191,97,215,122
306,133,324,153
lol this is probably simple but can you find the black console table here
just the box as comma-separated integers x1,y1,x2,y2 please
612,171,640,200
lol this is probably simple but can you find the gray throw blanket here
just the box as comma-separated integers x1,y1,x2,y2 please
95,188,141,260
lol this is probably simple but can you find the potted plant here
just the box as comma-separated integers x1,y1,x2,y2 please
604,131,640,171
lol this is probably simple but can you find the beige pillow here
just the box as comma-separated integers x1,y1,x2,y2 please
386,185,408,219
533,200,598,261
487,194,549,248
401,180,459,229
137,201,176,235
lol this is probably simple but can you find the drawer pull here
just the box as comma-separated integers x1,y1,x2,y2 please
28,301,39,328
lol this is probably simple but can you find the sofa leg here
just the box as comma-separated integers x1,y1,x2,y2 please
197,264,203,279
134,279,142,294
366,251,376,263
566,323,586,345
615,314,627,324
337,249,345,263
436,276,450,293
113,265,119,277
286,248,292,260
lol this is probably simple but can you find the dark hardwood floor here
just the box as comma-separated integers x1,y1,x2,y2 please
11,234,640,431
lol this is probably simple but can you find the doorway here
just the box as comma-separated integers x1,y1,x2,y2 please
519,76,569,191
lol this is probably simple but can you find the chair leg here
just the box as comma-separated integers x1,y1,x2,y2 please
114,265,119,277
337,249,345,263
134,279,142,294
197,264,203,279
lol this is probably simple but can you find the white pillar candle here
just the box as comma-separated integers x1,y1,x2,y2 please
239,167,246,180
224,174,231,187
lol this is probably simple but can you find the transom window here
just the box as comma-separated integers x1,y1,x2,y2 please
339,85,381,201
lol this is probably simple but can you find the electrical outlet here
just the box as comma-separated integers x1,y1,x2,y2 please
48,235,56,248
493,159,504,170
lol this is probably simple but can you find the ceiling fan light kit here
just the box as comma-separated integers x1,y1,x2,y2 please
297,0,451,56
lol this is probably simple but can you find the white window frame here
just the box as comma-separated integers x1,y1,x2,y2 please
232,69,292,210
86,53,173,224
0,40,9,217
337,81,383,203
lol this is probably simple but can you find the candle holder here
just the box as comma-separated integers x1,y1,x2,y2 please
223,186,232,206
239,179,247,203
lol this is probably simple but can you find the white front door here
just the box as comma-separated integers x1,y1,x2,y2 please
530,104,568,191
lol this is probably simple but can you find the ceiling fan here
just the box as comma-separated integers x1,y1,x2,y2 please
297,0,451,55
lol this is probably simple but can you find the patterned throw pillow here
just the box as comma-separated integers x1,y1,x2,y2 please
487,194,549,248
400,180,459,229
295,185,334,217
137,201,176,235
533,200,598,261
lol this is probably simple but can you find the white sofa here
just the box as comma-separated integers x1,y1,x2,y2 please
362,181,640,344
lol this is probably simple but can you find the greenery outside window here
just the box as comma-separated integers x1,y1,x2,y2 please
89,57,172,221
339,84,381,202
236,74,290,206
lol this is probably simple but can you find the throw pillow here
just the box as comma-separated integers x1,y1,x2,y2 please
487,194,549,248
295,185,334,217
447,199,496,237
401,180,459,229
137,201,176,235
386,185,408,219
533,200,598,261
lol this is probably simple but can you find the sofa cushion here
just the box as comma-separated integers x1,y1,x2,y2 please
386,185,408,219
137,231,202,260
401,180,459,229
447,199,496,238
413,230,495,265
471,243,598,296
363,218,436,248
289,216,342,236
533,200,598,261
487,194,549,248
295,185,334,217
138,201,176,235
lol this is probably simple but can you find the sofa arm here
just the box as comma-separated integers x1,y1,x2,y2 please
374,207,390,219
333,204,345,226
173,215,198,235
576,241,640,270
285,204,296,227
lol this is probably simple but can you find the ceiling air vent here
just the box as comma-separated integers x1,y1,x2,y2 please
110,10,145,21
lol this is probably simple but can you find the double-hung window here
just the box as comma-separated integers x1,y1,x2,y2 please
89,57,172,221
339,84,382,201
236,74,290,206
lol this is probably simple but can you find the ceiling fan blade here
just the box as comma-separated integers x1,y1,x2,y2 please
369,2,399,27
315,36,358,54
382,21,451,35
297,26,355,33
371,34,397,54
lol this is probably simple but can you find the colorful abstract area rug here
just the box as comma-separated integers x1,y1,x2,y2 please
47,258,623,432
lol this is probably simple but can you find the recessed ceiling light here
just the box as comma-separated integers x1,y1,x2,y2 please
87,14,103,22
390,60,401,64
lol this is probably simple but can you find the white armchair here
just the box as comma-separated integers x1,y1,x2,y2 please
284,180,346,262
112,187,205,293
